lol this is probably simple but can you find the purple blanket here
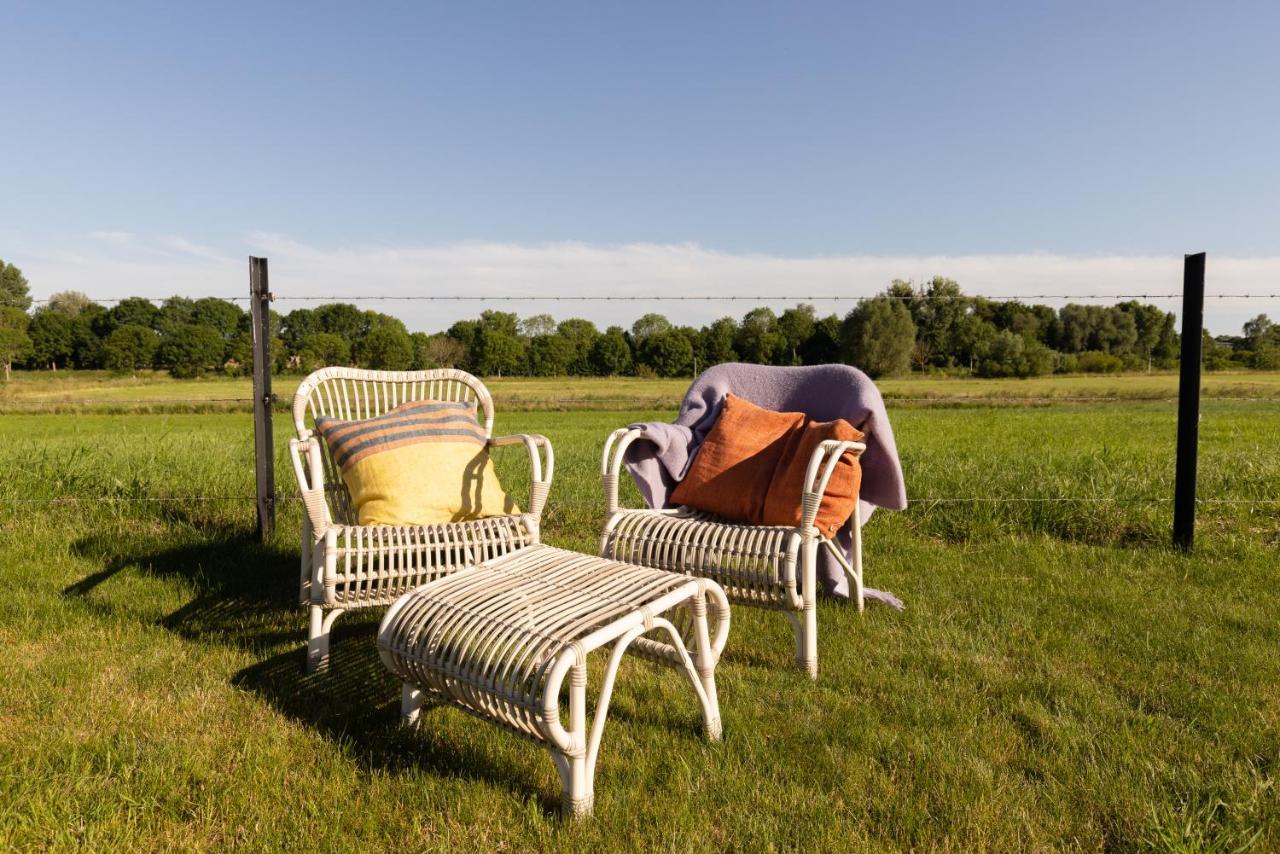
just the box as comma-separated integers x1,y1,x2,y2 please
624,362,908,605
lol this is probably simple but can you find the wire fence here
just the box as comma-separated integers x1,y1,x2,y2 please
30,292,1280,304
4,395,1279,411
12,274,1280,540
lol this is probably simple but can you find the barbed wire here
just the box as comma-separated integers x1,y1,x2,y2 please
3,395,1278,409
30,292,1280,305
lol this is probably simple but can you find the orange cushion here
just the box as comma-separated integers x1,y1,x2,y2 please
671,394,864,535
670,395,802,524
765,415,864,537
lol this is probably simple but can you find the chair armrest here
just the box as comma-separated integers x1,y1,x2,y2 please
489,433,555,518
290,436,333,534
601,427,646,513
800,439,867,531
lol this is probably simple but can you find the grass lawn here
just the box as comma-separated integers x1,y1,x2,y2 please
1,385,1278,848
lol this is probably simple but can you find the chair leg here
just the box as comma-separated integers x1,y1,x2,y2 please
306,606,343,673
799,606,818,680
796,538,819,679
850,503,865,612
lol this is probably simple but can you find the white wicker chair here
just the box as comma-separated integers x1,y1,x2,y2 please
289,367,553,673
600,428,865,679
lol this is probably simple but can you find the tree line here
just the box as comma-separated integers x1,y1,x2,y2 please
2,258,1278,381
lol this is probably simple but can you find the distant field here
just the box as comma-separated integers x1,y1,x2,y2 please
1,389,1278,848
3,369,1279,413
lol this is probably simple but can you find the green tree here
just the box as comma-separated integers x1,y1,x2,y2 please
478,310,520,338
0,307,34,380
799,314,842,364
156,324,226,378
778,304,816,365
912,277,969,368
1251,340,1280,370
952,314,999,371
471,311,526,376
445,320,480,371
527,333,577,376
698,317,738,367
29,310,74,369
590,326,633,376
155,296,198,336
518,314,557,338
69,305,109,369
108,296,160,332
1118,301,1176,371
1242,314,1275,346
225,331,254,376
630,313,672,345
1095,307,1137,355
839,296,915,378
314,303,367,344
297,332,352,371
360,325,414,370
638,329,693,377
556,318,601,375
1056,304,1137,356
46,291,95,317
411,333,466,369
977,330,1055,378
474,326,526,377
102,325,159,374
1153,314,1180,367
281,308,319,354
734,307,786,365
191,297,245,341
1054,304,1086,353
0,260,32,311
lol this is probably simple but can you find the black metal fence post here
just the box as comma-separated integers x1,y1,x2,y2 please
250,257,276,543
1173,252,1205,552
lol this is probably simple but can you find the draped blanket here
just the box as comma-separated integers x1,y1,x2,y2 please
624,363,908,605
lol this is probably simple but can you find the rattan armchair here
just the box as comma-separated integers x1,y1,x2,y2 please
289,367,553,673
600,427,864,679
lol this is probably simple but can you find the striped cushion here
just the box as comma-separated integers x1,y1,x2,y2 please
315,400,518,526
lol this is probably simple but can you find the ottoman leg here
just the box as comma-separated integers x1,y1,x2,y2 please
553,661,593,817
554,751,593,818
401,683,424,727
690,591,722,741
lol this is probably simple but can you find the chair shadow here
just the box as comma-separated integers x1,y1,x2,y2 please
64,521,556,812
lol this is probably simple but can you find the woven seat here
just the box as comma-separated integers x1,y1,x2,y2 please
602,506,803,609
289,367,552,672
318,516,537,608
378,544,730,816
600,427,865,679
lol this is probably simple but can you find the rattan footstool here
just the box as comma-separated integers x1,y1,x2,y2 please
377,543,731,817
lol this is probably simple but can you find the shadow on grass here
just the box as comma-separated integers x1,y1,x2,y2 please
67,521,298,652
64,521,552,812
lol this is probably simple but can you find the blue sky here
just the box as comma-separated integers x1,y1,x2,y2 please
3,1,1278,332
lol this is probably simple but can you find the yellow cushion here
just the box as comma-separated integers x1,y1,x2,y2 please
315,400,519,526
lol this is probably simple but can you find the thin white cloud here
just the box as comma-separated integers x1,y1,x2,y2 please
87,230,135,244
156,236,233,264
20,234,1280,335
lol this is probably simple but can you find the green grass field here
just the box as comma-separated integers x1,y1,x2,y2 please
4,368,1280,413
2,374,1278,849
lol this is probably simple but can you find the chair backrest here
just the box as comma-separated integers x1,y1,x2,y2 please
292,367,496,526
